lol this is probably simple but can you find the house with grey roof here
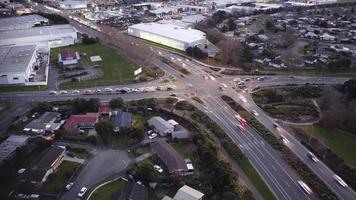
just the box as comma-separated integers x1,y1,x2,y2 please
0,135,29,165
148,116,174,136
110,182,147,200
112,109,132,133
24,112,61,133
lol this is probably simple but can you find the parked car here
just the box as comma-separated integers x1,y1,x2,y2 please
78,187,87,197
104,88,113,92
153,165,163,173
149,133,158,139
66,182,74,190
59,90,68,94
72,90,80,94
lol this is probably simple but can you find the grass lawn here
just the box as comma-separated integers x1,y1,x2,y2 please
66,147,90,159
50,43,136,89
89,179,127,200
40,161,80,195
171,142,193,159
239,160,276,200
263,69,356,78
0,85,47,93
297,125,356,168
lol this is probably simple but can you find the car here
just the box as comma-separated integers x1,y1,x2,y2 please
84,89,93,94
208,75,215,80
95,89,102,93
233,78,240,82
257,77,264,81
149,133,158,139
288,75,296,79
32,112,40,118
298,180,313,195
252,110,259,116
72,90,80,94
333,175,348,187
280,135,289,144
153,165,163,173
234,114,241,120
114,88,121,92
244,78,251,82
49,90,57,95
66,182,74,190
59,90,68,94
170,94,176,97
221,83,228,88
240,96,247,103
237,124,245,131
203,75,208,80
104,88,113,92
219,86,226,91
147,130,154,135
307,151,319,162
78,187,87,197
156,86,163,90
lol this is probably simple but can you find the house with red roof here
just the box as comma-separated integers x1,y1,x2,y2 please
58,49,80,69
99,104,112,118
64,113,98,132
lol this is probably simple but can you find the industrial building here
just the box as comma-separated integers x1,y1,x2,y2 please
56,0,88,10
0,24,78,48
128,23,206,51
0,14,49,31
0,45,38,85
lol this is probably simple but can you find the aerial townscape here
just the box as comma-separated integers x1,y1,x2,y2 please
0,0,356,200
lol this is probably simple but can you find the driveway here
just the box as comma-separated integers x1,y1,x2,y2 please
60,149,129,200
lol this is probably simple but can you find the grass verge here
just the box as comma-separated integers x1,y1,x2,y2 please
263,69,356,78
297,125,356,168
89,179,127,200
0,85,47,93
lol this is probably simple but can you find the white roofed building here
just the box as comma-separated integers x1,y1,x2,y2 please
0,24,78,48
57,0,87,10
0,14,49,31
162,185,204,200
128,23,206,51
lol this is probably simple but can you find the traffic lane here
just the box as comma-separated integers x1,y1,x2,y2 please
205,97,315,200
60,149,129,200
238,93,356,199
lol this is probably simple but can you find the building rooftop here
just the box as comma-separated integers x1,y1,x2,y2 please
129,23,206,44
0,24,77,44
112,109,132,130
0,45,36,74
151,141,188,174
32,146,65,170
0,135,29,163
24,112,60,131
148,116,174,133
0,14,48,31
111,182,147,200
173,185,204,200
64,113,98,131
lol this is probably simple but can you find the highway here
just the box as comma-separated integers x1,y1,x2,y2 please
2,4,356,200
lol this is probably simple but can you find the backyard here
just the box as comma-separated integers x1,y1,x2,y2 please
50,43,136,89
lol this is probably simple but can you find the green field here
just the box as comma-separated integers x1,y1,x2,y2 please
51,43,136,89
40,161,80,195
143,39,183,54
89,179,127,200
171,142,193,159
239,160,276,200
297,125,356,168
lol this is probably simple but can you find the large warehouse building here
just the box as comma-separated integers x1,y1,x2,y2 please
0,24,78,48
128,23,206,51
0,45,39,85
0,14,49,31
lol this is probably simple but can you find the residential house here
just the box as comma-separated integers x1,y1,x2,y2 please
19,146,66,187
162,185,204,200
111,109,132,133
24,112,61,133
99,104,112,118
148,116,174,136
64,113,98,132
303,55,318,65
0,135,29,165
151,141,188,175
110,182,148,200
58,49,80,69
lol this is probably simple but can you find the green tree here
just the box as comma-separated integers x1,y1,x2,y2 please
109,97,124,108
95,120,113,145
227,18,236,31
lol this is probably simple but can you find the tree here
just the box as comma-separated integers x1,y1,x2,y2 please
95,120,113,145
131,162,156,183
82,34,99,44
240,46,253,63
341,79,356,99
217,40,242,67
186,46,208,59
109,97,124,108
265,20,275,31
227,18,236,31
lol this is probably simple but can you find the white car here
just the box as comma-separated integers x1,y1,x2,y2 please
149,133,158,139
65,182,74,190
104,88,113,92
59,90,68,94
72,90,80,94
234,114,241,120
203,75,209,80
252,110,259,116
49,90,57,95
280,135,289,144
333,175,348,187
154,165,163,173
307,151,319,163
240,96,247,103
298,180,313,195
78,187,87,197
95,89,102,93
